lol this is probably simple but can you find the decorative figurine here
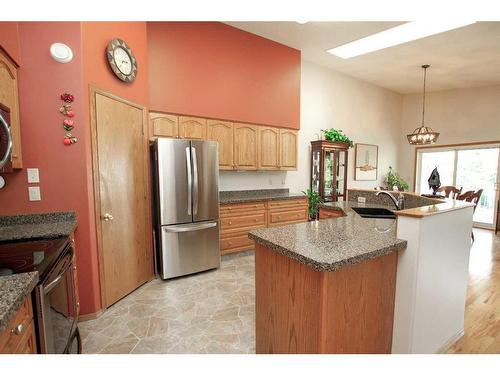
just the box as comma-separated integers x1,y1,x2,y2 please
428,167,441,195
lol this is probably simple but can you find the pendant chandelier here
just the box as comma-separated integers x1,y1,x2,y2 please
407,64,440,145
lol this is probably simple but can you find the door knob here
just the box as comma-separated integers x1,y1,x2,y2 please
103,213,114,221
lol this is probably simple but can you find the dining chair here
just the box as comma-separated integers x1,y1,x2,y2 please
437,185,463,199
457,189,483,241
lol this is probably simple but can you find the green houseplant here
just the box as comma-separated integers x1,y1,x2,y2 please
384,166,409,191
302,189,322,220
321,128,354,148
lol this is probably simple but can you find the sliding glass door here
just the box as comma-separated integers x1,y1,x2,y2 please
416,144,500,228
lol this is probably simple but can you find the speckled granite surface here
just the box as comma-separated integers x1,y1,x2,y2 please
347,189,443,209
0,272,38,332
220,189,304,204
0,212,77,243
248,201,407,272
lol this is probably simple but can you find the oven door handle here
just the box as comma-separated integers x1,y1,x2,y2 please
43,254,73,294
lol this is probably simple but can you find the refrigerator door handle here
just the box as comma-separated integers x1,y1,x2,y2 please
192,147,199,215
163,222,217,233
185,146,192,216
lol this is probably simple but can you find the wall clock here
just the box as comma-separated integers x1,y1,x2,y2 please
106,39,137,83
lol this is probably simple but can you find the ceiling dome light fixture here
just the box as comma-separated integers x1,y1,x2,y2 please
407,64,440,145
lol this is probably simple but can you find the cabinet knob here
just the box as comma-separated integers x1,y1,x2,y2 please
102,213,114,221
229,221,232,225
11,323,24,336
255,218,259,222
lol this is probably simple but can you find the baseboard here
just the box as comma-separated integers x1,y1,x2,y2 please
437,330,464,353
78,309,104,322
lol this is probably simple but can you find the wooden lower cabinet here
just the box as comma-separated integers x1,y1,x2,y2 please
318,207,346,219
220,198,308,255
0,296,37,354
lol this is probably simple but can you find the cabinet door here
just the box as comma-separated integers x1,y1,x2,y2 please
234,123,258,170
150,112,178,138
207,119,234,170
258,127,280,170
179,116,207,140
0,50,22,168
279,129,298,170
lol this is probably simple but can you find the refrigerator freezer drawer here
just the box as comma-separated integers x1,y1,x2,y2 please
159,221,220,279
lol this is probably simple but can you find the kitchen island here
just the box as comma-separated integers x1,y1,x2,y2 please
249,201,407,354
250,190,475,354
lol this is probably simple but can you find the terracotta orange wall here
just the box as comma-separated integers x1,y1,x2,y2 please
147,22,301,129
0,22,102,314
0,22,21,65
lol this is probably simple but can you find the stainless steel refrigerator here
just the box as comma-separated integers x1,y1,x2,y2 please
151,138,220,279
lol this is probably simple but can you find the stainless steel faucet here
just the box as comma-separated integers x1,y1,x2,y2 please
375,191,405,210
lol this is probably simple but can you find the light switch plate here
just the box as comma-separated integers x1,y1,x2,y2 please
357,196,366,203
27,168,40,183
28,186,41,201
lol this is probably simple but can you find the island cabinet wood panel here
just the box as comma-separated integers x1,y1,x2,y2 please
234,123,258,170
255,243,398,354
0,49,22,168
150,112,179,138
258,127,280,170
318,207,346,219
0,296,37,354
207,119,234,170
179,116,207,140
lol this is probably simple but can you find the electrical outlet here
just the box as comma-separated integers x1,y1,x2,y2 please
357,196,366,203
27,168,40,183
28,186,41,201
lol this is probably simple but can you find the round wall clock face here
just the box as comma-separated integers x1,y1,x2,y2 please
106,39,137,83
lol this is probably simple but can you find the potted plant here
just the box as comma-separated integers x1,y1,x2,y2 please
321,128,354,148
384,166,409,191
302,189,322,220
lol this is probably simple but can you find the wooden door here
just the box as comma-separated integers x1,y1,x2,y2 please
258,127,280,170
0,50,22,168
234,123,258,170
179,116,207,140
91,89,152,308
280,129,298,170
150,112,178,138
207,119,234,170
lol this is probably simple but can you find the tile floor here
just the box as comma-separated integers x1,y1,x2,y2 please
81,229,499,354
79,251,255,354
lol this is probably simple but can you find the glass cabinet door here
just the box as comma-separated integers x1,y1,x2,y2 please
323,149,335,201
336,151,346,200
311,149,321,194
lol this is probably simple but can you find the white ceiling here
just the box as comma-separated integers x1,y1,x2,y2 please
225,21,500,94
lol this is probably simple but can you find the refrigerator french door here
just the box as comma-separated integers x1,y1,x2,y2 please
152,138,220,279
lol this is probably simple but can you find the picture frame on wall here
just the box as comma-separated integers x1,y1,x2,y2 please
354,143,378,181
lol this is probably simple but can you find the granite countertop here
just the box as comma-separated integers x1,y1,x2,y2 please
0,272,38,332
0,212,77,243
248,201,407,272
219,189,305,204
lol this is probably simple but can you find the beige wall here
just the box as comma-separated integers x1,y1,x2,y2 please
399,85,500,189
220,60,403,192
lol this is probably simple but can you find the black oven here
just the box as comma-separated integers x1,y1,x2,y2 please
0,236,81,354
34,240,81,353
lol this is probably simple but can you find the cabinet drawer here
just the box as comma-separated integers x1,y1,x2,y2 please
268,198,307,210
0,296,34,354
268,208,308,226
221,213,267,232
319,208,346,220
221,233,255,253
220,202,266,216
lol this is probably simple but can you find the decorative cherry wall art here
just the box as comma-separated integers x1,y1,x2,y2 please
59,93,78,146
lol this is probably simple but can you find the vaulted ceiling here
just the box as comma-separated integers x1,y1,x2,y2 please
226,22,500,94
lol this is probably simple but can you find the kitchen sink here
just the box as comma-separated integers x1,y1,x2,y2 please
351,207,396,219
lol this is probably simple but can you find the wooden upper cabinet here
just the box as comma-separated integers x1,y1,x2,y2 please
258,127,280,170
234,123,258,170
279,129,298,170
0,50,22,169
207,119,234,170
179,116,207,140
150,112,178,138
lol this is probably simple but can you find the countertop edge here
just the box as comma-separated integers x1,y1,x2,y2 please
395,201,476,218
220,195,306,205
0,272,39,332
248,232,407,272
